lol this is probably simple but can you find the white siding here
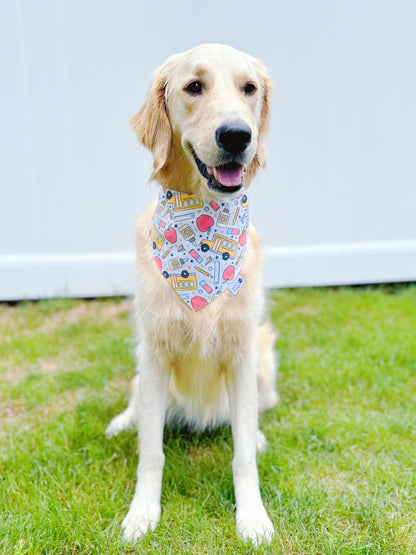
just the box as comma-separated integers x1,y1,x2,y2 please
1,0,415,299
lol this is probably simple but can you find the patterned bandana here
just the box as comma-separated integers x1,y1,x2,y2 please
149,188,249,311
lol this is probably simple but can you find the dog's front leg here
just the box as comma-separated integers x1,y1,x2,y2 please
226,349,274,546
121,346,169,542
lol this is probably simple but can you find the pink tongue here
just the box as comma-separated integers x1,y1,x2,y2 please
216,166,243,187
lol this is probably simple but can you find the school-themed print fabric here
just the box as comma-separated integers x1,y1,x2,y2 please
149,188,249,311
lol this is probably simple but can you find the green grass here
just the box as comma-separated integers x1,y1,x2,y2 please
1,287,416,554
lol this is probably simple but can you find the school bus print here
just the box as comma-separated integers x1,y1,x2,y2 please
166,191,204,211
162,269,197,291
200,233,238,260
168,257,187,272
150,225,164,250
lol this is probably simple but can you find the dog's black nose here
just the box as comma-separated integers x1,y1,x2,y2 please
215,122,252,154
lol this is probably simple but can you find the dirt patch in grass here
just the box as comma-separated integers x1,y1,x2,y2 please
39,388,87,418
38,303,96,333
0,353,79,386
291,305,321,316
0,364,29,385
36,357,63,374
100,300,131,319
0,400,26,437
0,305,26,338
0,388,87,438
37,299,132,334
0,304,18,323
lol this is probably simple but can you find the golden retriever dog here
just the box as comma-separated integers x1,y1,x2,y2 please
106,43,278,546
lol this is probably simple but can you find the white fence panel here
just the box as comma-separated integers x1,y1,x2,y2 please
1,0,415,300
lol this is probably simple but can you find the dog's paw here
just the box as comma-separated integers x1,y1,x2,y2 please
236,506,274,546
121,503,160,542
256,430,268,453
105,411,134,439
105,415,123,439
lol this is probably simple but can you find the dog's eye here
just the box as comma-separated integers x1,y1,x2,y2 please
185,81,203,95
244,83,256,95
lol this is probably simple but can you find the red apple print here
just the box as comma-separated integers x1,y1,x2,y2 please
154,256,162,271
191,296,208,311
222,265,235,281
196,215,214,232
164,227,177,243
239,229,247,246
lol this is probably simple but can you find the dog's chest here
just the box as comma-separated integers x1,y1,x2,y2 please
170,339,223,399
164,319,233,427
158,302,246,360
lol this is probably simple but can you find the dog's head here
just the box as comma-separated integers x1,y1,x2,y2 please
131,44,273,199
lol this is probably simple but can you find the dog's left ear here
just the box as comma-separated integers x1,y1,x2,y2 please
253,61,273,170
130,64,172,179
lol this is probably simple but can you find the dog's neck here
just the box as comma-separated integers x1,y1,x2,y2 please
149,188,249,311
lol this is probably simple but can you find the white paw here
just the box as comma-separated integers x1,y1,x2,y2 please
105,411,135,439
256,430,268,453
121,503,160,542
236,506,274,546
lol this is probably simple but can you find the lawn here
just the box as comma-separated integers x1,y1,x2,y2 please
0,286,415,554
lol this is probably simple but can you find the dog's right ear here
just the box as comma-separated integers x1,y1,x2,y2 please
130,65,171,178
246,58,273,182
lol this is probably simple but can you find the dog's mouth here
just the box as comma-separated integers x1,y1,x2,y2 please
191,150,245,194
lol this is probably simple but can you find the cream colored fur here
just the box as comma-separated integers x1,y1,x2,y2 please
106,43,278,547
